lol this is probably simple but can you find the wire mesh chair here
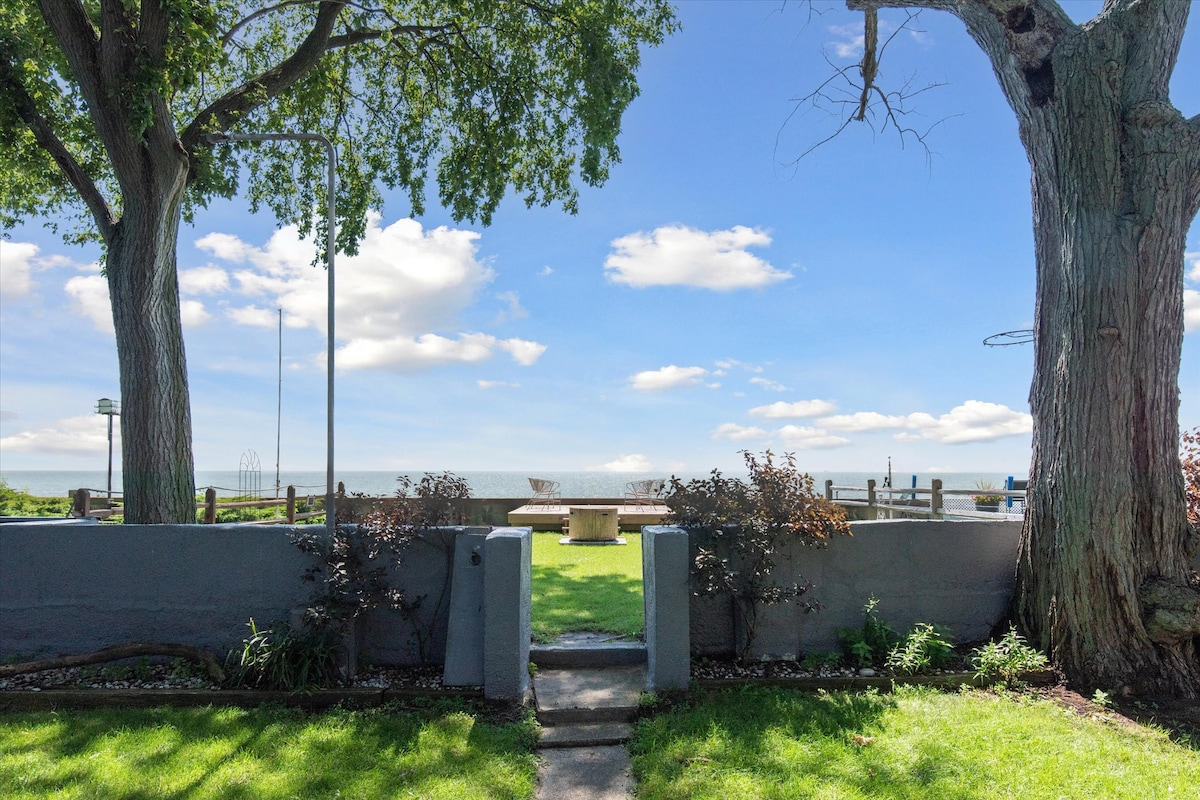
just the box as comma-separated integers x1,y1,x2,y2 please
624,478,666,510
527,477,561,509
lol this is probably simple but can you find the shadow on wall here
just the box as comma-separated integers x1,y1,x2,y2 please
688,519,1023,661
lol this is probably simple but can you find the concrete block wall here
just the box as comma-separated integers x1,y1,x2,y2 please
0,523,480,668
688,518,1022,660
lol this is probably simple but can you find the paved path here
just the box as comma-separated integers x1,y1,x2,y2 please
532,664,645,800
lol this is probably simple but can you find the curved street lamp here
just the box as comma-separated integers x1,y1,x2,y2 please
204,132,337,535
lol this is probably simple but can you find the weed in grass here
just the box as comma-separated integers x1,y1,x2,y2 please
886,622,955,675
971,626,1049,687
838,596,899,667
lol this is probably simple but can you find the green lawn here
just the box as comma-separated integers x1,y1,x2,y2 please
631,684,1200,799
530,531,643,641
0,702,538,800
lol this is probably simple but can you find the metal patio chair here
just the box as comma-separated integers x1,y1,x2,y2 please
624,478,666,510
527,477,561,509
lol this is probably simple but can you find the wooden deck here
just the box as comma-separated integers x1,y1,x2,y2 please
507,502,670,531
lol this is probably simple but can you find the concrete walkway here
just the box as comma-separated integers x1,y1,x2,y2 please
531,643,646,800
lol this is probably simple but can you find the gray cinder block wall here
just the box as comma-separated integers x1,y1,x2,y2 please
688,518,1023,660
0,523,478,667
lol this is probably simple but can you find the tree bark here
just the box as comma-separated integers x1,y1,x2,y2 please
847,0,1200,695
106,157,197,524
1005,6,1200,696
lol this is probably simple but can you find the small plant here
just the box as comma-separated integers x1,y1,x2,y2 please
667,450,851,663
291,472,472,665
838,597,898,667
886,623,955,675
971,481,1004,506
1091,689,1113,708
224,617,343,692
1182,427,1199,527
971,626,1049,686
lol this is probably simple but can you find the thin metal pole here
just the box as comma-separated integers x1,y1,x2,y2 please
275,307,282,498
204,132,337,534
106,414,114,500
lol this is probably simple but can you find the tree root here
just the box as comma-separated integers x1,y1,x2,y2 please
0,643,225,683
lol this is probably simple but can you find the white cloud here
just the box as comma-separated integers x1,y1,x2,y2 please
227,305,280,327
0,241,39,298
539,266,554,276
1185,288,1200,333
478,380,520,389
64,275,113,333
336,332,544,371
179,265,230,294
777,425,851,449
901,401,1031,443
599,454,653,472
605,225,791,290
0,414,118,456
494,290,528,323
630,365,710,391
749,399,838,419
713,422,769,441
180,300,211,328
819,411,909,432
827,22,865,59
197,214,547,371
1185,251,1199,283
749,377,789,392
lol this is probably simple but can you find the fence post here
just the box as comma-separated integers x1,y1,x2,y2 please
824,479,834,501
1006,475,1014,509
287,485,297,523
72,488,90,518
204,487,217,524
866,478,877,521
931,478,943,519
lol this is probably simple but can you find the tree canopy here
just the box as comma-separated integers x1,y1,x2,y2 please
0,0,676,522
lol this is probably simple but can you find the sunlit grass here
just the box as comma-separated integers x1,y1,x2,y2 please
630,684,1200,799
0,702,538,800
530,531,643,641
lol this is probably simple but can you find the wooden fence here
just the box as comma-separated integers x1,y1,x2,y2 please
71,486,326,525
824,478,1026,520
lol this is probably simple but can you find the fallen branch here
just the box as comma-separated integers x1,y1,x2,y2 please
0,643,225,683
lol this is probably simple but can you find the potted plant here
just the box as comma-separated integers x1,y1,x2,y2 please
972,481,1004,512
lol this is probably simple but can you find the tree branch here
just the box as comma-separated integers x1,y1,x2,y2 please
180,0,345,153
0,53,116,242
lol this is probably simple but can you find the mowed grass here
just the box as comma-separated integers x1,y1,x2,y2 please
530,531,643,641
0,702,538,800
631,684,1200,800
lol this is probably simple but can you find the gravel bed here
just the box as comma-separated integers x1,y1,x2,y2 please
691,655,975,682
0,663,471,693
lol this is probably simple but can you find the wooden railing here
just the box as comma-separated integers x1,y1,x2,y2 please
71,486,327,525
824,479,1026,520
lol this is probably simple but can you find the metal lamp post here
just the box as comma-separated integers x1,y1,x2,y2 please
205,132,338,535
95,397,119,500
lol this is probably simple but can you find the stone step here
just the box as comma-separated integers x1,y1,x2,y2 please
532,665,646,726
530,641,646,668
538,722,633,748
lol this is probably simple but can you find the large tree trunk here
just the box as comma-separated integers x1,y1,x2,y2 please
106,167,197,524
1011,9,1200,696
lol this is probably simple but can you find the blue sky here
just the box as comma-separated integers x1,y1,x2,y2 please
2,0,1198,477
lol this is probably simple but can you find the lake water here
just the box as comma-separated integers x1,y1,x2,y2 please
2,469,1027,498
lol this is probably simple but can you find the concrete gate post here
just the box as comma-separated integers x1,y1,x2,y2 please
482,526,532,700
642,525,690,690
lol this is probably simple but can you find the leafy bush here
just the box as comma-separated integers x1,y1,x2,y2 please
0,481,72,517
886,622,955,675
224,617,343,691
291,472,472,665
1183,427,1199,528
837,596,899,667
971,626,1050,686
667,450,851,662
